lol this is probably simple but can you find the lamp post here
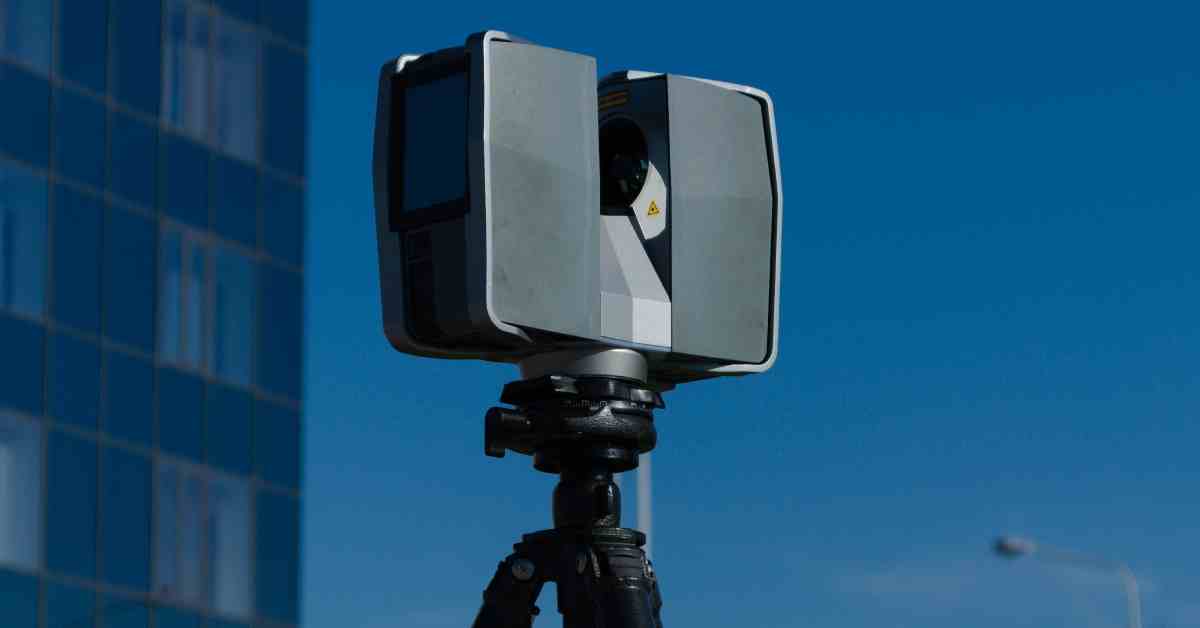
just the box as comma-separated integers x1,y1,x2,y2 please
993,535,1142,628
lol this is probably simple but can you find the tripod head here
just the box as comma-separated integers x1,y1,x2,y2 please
485,349,663,474
484,349,663,529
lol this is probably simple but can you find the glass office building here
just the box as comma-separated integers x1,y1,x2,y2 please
0,1,306,627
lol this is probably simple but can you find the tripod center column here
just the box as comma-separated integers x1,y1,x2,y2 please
553,467,622,529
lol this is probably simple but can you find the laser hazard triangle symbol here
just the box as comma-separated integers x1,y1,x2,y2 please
647,200,662,217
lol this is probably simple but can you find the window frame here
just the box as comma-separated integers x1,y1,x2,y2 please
0,162,49,318
162,0,264,164
0,0,53,72
210,241,257,386
159,222,211,371
212,12,261,162
153,458,254,619
0,412,44,571
100,445,153,591
163,0,214,142
256,263,301,399
158,221,258,386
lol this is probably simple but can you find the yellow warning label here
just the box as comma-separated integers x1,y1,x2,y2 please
647,200,661,217
599,90,629,111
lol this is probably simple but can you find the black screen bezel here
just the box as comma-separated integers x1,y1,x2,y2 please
388,50,471,232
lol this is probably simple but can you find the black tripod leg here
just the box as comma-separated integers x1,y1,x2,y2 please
587,545,664,628
471,555,546,628
647,560,664,628
554,544,598,628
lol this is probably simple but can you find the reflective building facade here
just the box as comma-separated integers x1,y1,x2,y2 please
0,1,306,627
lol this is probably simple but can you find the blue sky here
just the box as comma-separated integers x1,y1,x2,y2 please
303,2,1199,627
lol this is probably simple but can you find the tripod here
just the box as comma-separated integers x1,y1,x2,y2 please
472,350,666,628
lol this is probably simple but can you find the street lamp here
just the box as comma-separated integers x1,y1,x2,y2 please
993,535,1142,628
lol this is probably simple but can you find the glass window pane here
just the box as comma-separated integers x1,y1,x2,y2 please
0,567,37,628
47,430,98,579
54,89,106,188
109,110,158,208
255,491,299,623
159,228,207,369
261,0,308,45
111,0,161,116
157,368,204,461
212,246,254,385
159,228,182,363
0,414,41,569
154,606,201,628
263,44,307,176
0,0,52,71
0,316,44,415
52,185,102,332
49,333,101,430
207,383,251,475
210,476,251,617
58,0,108,91
45,581,96,628
0,65,50,167
213,155,257,246
154,464,179,598
258,265,302,399
177,474,204,603
0,163,47,317
155,463,206,605
101,447,151,590
104,351,154,446
104,205,157,351
98,595,148,628
163,0,211,139
214,17,259,162
254,399,299,489
186,241,206,365
262,175,303,267
162,135,210,229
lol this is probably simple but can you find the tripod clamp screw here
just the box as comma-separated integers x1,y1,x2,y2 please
510,558,536,582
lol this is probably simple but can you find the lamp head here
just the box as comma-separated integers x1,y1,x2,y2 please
994,536,1037,558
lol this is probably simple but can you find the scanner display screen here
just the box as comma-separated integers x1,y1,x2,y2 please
401,72,468,213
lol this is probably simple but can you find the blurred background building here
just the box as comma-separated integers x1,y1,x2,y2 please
0,1,307,627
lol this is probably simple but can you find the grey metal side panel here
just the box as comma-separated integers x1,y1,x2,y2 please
600,214,671,348
668,76,775,364
485,41,600,340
